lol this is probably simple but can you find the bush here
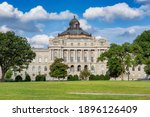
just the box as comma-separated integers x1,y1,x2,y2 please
15,75,23,82
104,74,110,80
25,74,31,81
67,75,79,81
74,75,79,81
89,74,100,80
4,79,15,82
99,74,105,80
35,74,46,81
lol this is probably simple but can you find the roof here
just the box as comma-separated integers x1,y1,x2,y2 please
58,16,91,37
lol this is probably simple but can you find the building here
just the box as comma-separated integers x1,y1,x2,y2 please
1,17,146,80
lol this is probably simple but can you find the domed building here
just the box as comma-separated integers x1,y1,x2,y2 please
11,17,146,80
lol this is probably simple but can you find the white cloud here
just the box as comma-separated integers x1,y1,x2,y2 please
79,19,92,30
0,25,12,32
0,2,76,22
0,2,23,18
136,0,150,4
83,3,142,21
92,25,150,44
28,34,53,48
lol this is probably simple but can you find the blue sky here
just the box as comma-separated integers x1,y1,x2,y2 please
0,0,150,47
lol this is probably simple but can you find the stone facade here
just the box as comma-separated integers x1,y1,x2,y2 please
0,17,146,80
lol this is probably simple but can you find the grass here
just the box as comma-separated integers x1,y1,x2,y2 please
0,81,150,100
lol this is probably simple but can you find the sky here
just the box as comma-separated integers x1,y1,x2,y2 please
0,0,150,48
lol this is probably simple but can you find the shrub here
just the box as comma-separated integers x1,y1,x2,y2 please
104,74,110,80
99,74,105,80
73,75,79,81
35,74,46,81
89,74,100,80
15,75,23,82
67,75,79,81
25,74,31,81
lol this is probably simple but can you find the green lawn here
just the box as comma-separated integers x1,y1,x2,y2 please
0,81,150,100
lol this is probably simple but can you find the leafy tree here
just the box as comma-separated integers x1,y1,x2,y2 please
79,69,91,80
133,30,150,77
98,43,141,80
107,57,122,80
49,58,68,79
4,69,13,79
0,32,36,81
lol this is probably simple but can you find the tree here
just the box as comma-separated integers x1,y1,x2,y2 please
98,43,141,80
49,58,68,80
79,69,91,80
4,69,13,79
0,32,36,81
133,30,150,77
107,57,122,80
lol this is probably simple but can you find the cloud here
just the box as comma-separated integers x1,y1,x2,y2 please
79,19,92,30
0,25,12,32
92,25,150,44
83,3,143,21
136,0,150,4
0,2,77,33
28,34,53,48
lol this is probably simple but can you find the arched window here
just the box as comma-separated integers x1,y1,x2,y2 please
70,65,74,72
84,65,88,70
44,66,47,71
77,65,81,72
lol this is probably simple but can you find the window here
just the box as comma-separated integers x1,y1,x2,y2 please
138,66,141,71
70,57,73,62
45,58,48,63
38,66,41,71
132,67,135,71
91,57,94,62
77,57,80,62
64,57,67,62
84,57,87,62
91,66,95,71
70,65,74,72
78,43,80,46
77,65,81,71
71,43,73,46
44,66,47,71
84,43,87,46
38,57,42,63
91,43,93,46
32,66,35,71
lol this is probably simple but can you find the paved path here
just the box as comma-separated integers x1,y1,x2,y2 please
69,92,150,96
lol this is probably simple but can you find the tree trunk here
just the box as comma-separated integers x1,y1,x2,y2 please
121,72,124,81
0,69,6,82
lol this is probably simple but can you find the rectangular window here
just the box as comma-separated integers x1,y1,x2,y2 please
70,57,73,62
84,57,87,62
77,57,80,62
91,57,94,62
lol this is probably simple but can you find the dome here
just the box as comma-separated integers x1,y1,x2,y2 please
58,16,91,37
69,16,80,28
